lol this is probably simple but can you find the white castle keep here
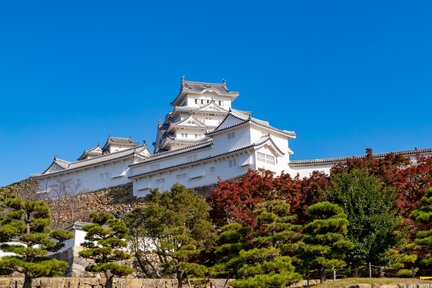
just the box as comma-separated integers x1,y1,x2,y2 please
31,78,432,197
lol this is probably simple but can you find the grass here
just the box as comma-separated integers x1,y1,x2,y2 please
304,278,432,287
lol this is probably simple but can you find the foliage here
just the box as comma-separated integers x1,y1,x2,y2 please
274,171,329,223
332,149,432,218
228,200,302,288
325,169,400,273
208,169,276,227
123,184,216,288
409,188,432,268
210,223,251,279
80,212,133,288
208,169,329,228
0,197,72,288
383,245,418,277
301,201,354,283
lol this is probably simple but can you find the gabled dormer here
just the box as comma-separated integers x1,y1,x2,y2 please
167,114,207,132
102,137,138,154
77,145,103,161
42,157,70,175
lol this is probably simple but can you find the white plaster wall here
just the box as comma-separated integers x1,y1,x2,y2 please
249,125,291,157
133,152,253,197
185,94,232,109
36,159,133,197
211,126,252,155
175,128,205,140
255,146,287,175
61,229,87,254
130,147,214,177
289,164,332,178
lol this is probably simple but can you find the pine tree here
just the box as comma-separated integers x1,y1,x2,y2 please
80,212,133,288
301,201,354,283
231,200,302,288
409,188,432,267
211,223,251,279
0,197,72,288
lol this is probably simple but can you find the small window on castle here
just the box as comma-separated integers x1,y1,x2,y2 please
99,172,110,181
195,134,198,138
218,100,221,106
209,166,216,173
229,159,237,168
201,99,204,104
257,152,276,165
155,178,165,185
207,99,210,104
195,99,198,104
187,155,198,162
227,132,236,140
176,173,187,181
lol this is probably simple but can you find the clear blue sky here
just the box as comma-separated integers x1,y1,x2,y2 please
1,1,431,186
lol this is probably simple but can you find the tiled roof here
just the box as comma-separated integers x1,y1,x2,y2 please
207,111,296,138
130,136,276,179
130,140,213,167
183,80,231,94
54,157,70,169
102,136,138,151
77,145,102,161
33,145,149,178
171,79,239,106
173,101,229,114
289,148,432,167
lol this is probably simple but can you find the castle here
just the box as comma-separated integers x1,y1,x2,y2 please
31,78,432,197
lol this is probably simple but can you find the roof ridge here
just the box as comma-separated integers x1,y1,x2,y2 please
290,147,432,165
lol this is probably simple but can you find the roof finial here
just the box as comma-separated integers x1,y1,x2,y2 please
143,140,146,145
222,78,226,85
181,74,185,83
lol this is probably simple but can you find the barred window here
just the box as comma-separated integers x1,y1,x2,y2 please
257,152,276,165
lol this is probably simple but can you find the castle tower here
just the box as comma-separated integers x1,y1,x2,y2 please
153,78,248,152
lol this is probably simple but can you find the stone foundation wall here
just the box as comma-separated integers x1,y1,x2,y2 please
45,183,147,229
7,179,217,229
0,277,229,288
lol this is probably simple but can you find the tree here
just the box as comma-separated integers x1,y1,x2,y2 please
210,223,251,279
230,200,302,288
325,169,400,275
301,201,354,283
123,184,216,288
331,148,432,219
383,239,418,277
0,197,72,288
274,171,329,224
208,169,329,228
208,169,276,227
409,188,432,268
80,212,133,288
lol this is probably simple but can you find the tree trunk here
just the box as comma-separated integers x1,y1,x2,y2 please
23,275,32,288
177,271,183,288
105,276,114,288
319,268,325,284
352,266,359,277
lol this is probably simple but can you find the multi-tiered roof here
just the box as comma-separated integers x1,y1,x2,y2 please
153,78,248,153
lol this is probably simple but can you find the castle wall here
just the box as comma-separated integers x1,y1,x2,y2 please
36,159,133,198
132,151,253,197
